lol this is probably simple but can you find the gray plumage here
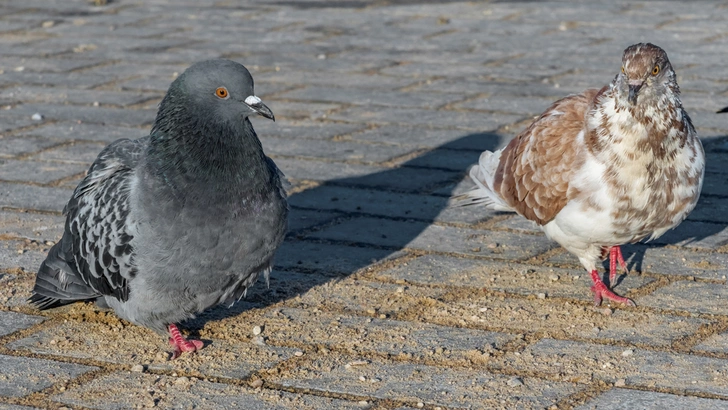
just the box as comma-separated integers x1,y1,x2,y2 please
30,59,287,338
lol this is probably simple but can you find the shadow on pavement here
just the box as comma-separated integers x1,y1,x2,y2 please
186,133,728,334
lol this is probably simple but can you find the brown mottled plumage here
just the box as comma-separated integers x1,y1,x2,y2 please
462,43,705,306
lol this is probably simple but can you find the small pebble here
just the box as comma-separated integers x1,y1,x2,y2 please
253,325,262,335
357,401,369,407
345,360,369,369
317,53,326,59
131,364,145,373
615,378,626,387
14,66,25,72
621,349,634,357
359,375,366,382
487,243,498,249
417,403,424,408
549,274,559,281
174,376,189,385
31,113,43,121
294,351,304,357
93,101,100,107
252,336,266,345
42,20,55,28
507,376,524,387
537,292,546,299
592,306,613,316
249,379,263,388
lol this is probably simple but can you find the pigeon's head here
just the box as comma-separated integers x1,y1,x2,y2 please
615,43,678,106
154,59,274,136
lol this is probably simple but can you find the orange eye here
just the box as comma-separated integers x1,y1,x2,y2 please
652,65,660,76
215,87,228,99
621,66,625,74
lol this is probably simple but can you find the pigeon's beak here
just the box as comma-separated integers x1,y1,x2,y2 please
244,95,275,121
628,81,643,105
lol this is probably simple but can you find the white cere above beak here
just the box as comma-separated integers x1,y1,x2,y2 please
245,95,262,105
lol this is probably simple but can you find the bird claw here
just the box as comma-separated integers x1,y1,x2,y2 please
591,279,635,307
167,324,204,359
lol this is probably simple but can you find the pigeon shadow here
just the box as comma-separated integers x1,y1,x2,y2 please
183,130,502,335
184,132,728,337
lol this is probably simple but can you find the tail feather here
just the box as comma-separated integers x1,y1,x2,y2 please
454,149,514,211
29,242,99,310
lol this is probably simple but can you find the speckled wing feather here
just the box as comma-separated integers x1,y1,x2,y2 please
30,137,146,308
491,89,601,225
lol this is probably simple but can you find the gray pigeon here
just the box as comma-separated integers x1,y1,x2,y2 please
30,59,288,358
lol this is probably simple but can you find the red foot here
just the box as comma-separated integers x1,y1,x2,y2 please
168,323,204,359
608,246,628,284
590,270,635,307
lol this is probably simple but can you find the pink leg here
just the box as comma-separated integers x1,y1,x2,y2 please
608,246,628,284
590,269,635,307
168,324,204,359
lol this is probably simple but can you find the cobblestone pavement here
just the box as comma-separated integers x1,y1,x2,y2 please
1,1,728,409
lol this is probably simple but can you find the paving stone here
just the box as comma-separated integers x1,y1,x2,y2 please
0,183,72,213
651,220,728,250
0,354,96,398
688,196,728,224
548,244,728,281
30,141,105,164
0,159,87,184
262,307,516,362
275,158,459,192
10,103,156,128
574,388,728,410
276,240,400,274
279,86,464,109
693,331,728,354
0,239,49,274
261,135,415,164
311,217,555,260
416,291,705,348
0,210,64,241
454,94,557,116
374,254,652,302
0,135,61,159
0,310,44,337
403,148,483,172
0,71,113,89
287,208,341,232
346,126,505,150
0,404,42,410
327,106,521,131
19,122,147,144
0,86,156,107
637,281,728,316
286,278,447,318
508,339,728,397
254,120,365,141
55,372,365,410
8,321,295,379
289,185,495,224
270,355,582,409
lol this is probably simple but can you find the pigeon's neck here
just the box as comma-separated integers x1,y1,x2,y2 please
145,117,274,198
587,87,690,161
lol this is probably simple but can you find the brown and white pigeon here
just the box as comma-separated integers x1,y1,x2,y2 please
461,43,705,306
